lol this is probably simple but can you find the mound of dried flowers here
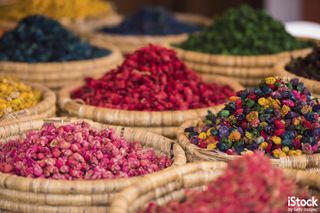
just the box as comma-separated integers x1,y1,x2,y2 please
185,77,320,158
0,77,40,118
144,152,309,213
71,45,234,111
0,122,172,180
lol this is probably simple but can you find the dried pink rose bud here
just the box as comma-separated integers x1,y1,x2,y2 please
0,122,172,180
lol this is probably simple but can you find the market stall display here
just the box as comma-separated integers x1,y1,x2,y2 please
59,45,243,138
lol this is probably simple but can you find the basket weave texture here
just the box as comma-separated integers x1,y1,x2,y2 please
0,44,123,89
170,44,312,87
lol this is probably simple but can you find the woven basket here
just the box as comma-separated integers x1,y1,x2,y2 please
110,161,320,213
65,13,123,34
275,58,320,96
0,43,122,89
58,75,244,138
88,13,211,54
177,118,320,169
0,117,186,213
170,43,313,87
0,83,56,127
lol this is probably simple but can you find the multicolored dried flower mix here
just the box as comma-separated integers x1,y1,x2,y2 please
0,122,172,180
185,77,320,158
71,45,234,111
144,152,309,213
0,77,40,118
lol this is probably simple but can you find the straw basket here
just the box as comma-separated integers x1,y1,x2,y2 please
88,13,211,54
58,75,244,138
275,58,320,97
0,43,122,90
170,44,313,87
0,83,56,127
64,13,123,34
177,118,320,169
0,117,186,213
0,12,122,35
110,161,320,213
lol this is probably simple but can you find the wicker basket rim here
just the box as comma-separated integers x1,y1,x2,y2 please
94,31,188,41
0,45,120,67
93,12,211,39
169,44,312,60
0,11,121,26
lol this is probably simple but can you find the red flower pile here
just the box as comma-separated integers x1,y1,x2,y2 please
144,152,309,213
71,45,234,111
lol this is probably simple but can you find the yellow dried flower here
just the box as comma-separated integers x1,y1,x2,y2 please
207,142,217,150
198,132,207,140
265,77,276,85
271,136,282,145
0,77,40,118
281,105,290,116
258,97,269,107
272,149,286,158
0,0,112,22
259,142,268,150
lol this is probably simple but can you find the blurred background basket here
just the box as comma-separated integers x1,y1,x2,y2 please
170,43,312,87
275,58,320,97
0,45,122,90
88,13,211,54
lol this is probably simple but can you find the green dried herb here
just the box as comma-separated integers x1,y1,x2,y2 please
177,5,312,55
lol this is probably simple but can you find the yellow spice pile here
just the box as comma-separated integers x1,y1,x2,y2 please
0,0,112,22
0,78,40,118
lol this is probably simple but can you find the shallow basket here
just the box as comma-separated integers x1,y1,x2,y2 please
275,58,320,97
110,161,320,213
177,118,320,169
0,83,56,126
88,13,211,54
0,44,122,90
0,117,186,213
65,13,123,34
58,75,244,138
170,44,313,87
